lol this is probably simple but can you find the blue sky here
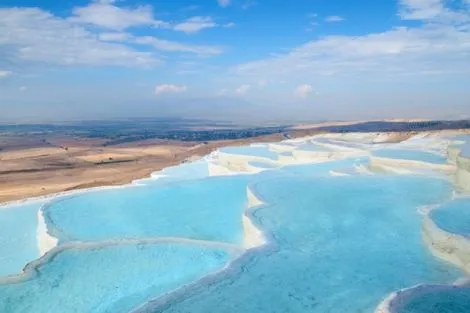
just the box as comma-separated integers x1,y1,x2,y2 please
0,0,469,123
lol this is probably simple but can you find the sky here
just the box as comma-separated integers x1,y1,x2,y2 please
0,0,469,123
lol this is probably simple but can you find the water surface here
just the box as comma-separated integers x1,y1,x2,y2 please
0,202,43,276
431,198,470,237
45,176,249,244
373,149,446,164
0,243,232,313
153,174,460,313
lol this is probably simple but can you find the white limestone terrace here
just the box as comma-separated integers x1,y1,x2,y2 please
188,132,464,182
423,210,470,275
375,133,470,313
0,133,361,278
446,135,470,191
243,187,267,250
368,156,455,176
36,209,58,257
2,130,470,313
209,136,369,175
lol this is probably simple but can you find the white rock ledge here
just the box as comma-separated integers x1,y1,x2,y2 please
243,187,267,250
368,156,454,175
36,207,58,257
422,214,470,275
455,154,470,191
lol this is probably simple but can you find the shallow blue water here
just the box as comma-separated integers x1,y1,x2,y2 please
0,243,232,313
314,137,363,149
0,202,43,276
220,146,278,160
373,149,446,164
448,135,470,158
45,176,249,244
297,143,330,152
136,160,210,186
154,174,460,313
161,160,210,181
281,158,365,176
399,287,470,313
1,140,465,312
461,142,470,158
431,198,470,236
453,135,470,143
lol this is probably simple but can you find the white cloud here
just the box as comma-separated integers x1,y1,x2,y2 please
399,0,470,22
99,32,130,41
19,86,26,92
236,84,251,94
155,84,187,95
294,84,313,98
217,0,231,8
134,36,222,55
174,16,217,34
399,0,443,20
216,88,229,96
234,22,470,82
0,6,224,68
242,0,257,10
70,0,166,30
223,22,236,28
325,15,344,22
0,70,12,78
0,8,159,67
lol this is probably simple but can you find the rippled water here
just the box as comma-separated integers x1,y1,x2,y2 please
0,243,232,313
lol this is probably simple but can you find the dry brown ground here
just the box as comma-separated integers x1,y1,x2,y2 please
0,132,297,203
5,124,460,204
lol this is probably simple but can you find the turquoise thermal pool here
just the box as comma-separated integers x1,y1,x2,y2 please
45,176,249,244
398,286,470,313
1,133,469,313
0,243,233,313
297,143,330,151
430,198,470,237
0,201,44,276
150,174,461,313
373,149,447,164
219,145,278,160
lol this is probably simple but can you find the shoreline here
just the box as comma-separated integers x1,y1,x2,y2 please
0,132,292,204
375,139,470,313
0,150,275,313
1,144,274,279
131,183,277,313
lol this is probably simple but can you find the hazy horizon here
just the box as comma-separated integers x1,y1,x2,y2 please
1,0,470,123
